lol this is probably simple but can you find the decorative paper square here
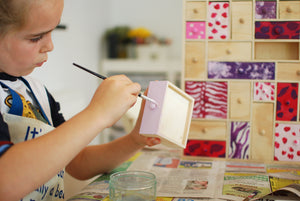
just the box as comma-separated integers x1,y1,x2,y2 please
274,123,300,161
186,21,206,39
276,83,298,121
207,62,275,80
255,1,276,19
253,82,275,101
229,122,250,159
184,139,226,158
208,2,229,39
185,81,228,119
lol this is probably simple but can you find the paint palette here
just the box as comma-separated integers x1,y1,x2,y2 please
140,81,194,148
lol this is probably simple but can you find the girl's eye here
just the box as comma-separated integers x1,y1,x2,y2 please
30,35,43,42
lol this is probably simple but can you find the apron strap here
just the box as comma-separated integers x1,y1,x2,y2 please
0,80,51,125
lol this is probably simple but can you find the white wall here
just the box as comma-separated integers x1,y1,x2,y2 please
32,0,182,123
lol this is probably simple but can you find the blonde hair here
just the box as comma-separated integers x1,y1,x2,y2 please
0,0,33,37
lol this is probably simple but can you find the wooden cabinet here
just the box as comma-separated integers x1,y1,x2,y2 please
182,0,300,163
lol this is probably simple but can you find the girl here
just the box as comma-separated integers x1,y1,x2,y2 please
0,0,160,200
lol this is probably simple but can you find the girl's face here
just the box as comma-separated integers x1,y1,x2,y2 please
0,0,64,76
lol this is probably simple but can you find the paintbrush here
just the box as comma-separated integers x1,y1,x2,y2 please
73,63,158,105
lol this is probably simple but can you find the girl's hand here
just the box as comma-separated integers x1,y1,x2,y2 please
130,89,161,147
87,74,141,128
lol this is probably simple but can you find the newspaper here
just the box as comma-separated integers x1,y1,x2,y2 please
67,149,300,201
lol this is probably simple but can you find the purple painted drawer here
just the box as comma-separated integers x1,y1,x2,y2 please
208,62,275,80
255,1,276,19
255,21,300,39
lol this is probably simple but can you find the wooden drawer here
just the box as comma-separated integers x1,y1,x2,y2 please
255,21,300,39
185,42,206,79
255,1,276,19
189,120,227,140
232,2,252,40
207,62,275,80
185,1,207,20
251,103,274,161
208,42,252,61
277,62,300,81
279,2,300,19
229,82,251,120
276,83,298,122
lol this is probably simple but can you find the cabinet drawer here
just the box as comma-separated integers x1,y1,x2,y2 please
186,21,206,39
208,42,252,61
279,2,300,19
208,1,230,40
277,62,300,81
229,82,251,120
185,42,206,79
184,139,226,158
232,2,252,40
255,1,276,19
275,123,300,162
255,21,300,39
207,62,275,80
252,103,274,161
189,120,227,140
185,81,228,119
185,1,207,20
276,83,298,122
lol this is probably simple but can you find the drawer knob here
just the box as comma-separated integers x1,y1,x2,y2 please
259,129,266,136
202,128,208,133
237,98,242,104
296,70,300,76
239,18,244,24
193,8,198,14
261,8,267,15
286,7,292,13
226,49,231,55
192,57,198,63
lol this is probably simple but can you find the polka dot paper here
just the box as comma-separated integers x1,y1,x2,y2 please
253,82,275,101
186,21,206,39
208,2,229,40
274,123,300,162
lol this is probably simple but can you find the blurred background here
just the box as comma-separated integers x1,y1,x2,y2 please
30,0,182,198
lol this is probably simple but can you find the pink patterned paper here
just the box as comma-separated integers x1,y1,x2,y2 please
186,21,206,39
253,82,275,101
274,123,300,162
208,2,230,40
185,81,228,119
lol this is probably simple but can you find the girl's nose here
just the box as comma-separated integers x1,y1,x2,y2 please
40,33,54,53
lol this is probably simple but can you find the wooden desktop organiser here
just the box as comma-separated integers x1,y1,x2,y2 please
183,0,300,163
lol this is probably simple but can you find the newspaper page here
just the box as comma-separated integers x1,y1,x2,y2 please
126,149,226,198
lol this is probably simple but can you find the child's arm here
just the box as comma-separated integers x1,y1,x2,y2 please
65,92,161,180
0,75,147,201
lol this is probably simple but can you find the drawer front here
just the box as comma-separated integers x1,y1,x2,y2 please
184,139,226,158
185,81,228,119
255,1,276,19
208,2,230,39
279,2,300,19
185,1,207,20
277,62,300,81
208,42,252,60
189,120,227,140
186,21,206,39
185,42,206,79
255,21,300,39
275,123,300,162
229,82,251,120
276,83,298,121
232,2,252,40
252,103,274,161
229,121,250,159
208,62,275,80
253,82,275,101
